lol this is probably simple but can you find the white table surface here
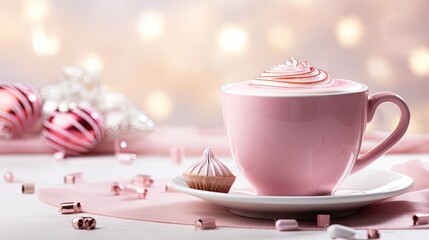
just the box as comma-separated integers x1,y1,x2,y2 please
1,153,429,240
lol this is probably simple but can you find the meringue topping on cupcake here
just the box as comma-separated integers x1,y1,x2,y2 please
183,147,236,193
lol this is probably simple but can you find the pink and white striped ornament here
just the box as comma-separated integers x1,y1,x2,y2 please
42,105,104,156
0,83,42,139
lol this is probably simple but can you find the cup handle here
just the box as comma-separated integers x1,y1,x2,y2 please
351,92,410,174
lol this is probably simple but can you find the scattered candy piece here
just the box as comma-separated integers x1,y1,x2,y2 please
275,219,298,231
136,188,148,199
115,153,137,165
133,174,154,187
21,183,35,194
53,151,66,160
111,182,148,199
165,182,178,192
59,202,82,214
195,218,216,230
83,217,97,230
63,172,82,184
367,228,380,239
72,217,96,230
317,214,331,228
413,213,429,225
72,217,85,230
4,172,14,183
170,147,185,165
111,182,123,195
64,175,76,184
326,224,356,239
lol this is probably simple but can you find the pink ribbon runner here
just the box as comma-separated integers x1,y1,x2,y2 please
38,160,429,230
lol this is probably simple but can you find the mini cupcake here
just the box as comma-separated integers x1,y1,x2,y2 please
183,147,236,193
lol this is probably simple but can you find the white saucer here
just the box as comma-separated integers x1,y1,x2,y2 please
170,169,413,220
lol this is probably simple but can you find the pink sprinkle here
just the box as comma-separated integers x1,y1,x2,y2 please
136,188,148,199
111,182,123,195
64,175,76,184
165,182,177,192
170,147,185,165
53,151,66,160
195,218,216,230
64,172,82,184
4,172,14,183
83,217,97,230
22,183,35,194
115,153,137,164
367,229,380,239
59,202,82,214
132,174,154,187
72,217,96,230
413,213,429,225
317,214,331,228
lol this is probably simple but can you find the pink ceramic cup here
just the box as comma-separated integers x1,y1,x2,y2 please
222,80,410,196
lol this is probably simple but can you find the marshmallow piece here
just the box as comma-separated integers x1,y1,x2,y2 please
326,224,356,239
275,219,298,231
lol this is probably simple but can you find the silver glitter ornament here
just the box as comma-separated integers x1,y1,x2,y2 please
40,66,154,139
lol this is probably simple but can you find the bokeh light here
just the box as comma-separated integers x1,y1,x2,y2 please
31,28,60,56
23,0,49,24
217,25,247,53
288,0,315,8
267,25,294,51
366,56,393,83
336,16,364,48
82,54,104,74
137,11,164,40
145,90,172,121
408,47,429,77
120,141,127,149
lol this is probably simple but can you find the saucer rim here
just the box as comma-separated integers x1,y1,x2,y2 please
170,169,414,205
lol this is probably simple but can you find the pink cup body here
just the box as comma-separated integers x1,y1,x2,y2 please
222,81,410,196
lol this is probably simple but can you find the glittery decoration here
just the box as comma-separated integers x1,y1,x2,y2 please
40,66,154,139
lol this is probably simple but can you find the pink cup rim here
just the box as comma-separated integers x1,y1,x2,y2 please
222,78,368,97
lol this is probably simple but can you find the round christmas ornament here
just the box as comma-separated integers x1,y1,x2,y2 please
42,104,104,156
0,83,42,139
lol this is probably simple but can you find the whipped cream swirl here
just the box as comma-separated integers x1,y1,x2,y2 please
251,58,334,88
185,147,234,177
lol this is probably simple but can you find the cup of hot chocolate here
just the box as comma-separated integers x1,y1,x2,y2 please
222,58,410,196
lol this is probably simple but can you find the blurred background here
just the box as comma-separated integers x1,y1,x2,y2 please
0,0,428,133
